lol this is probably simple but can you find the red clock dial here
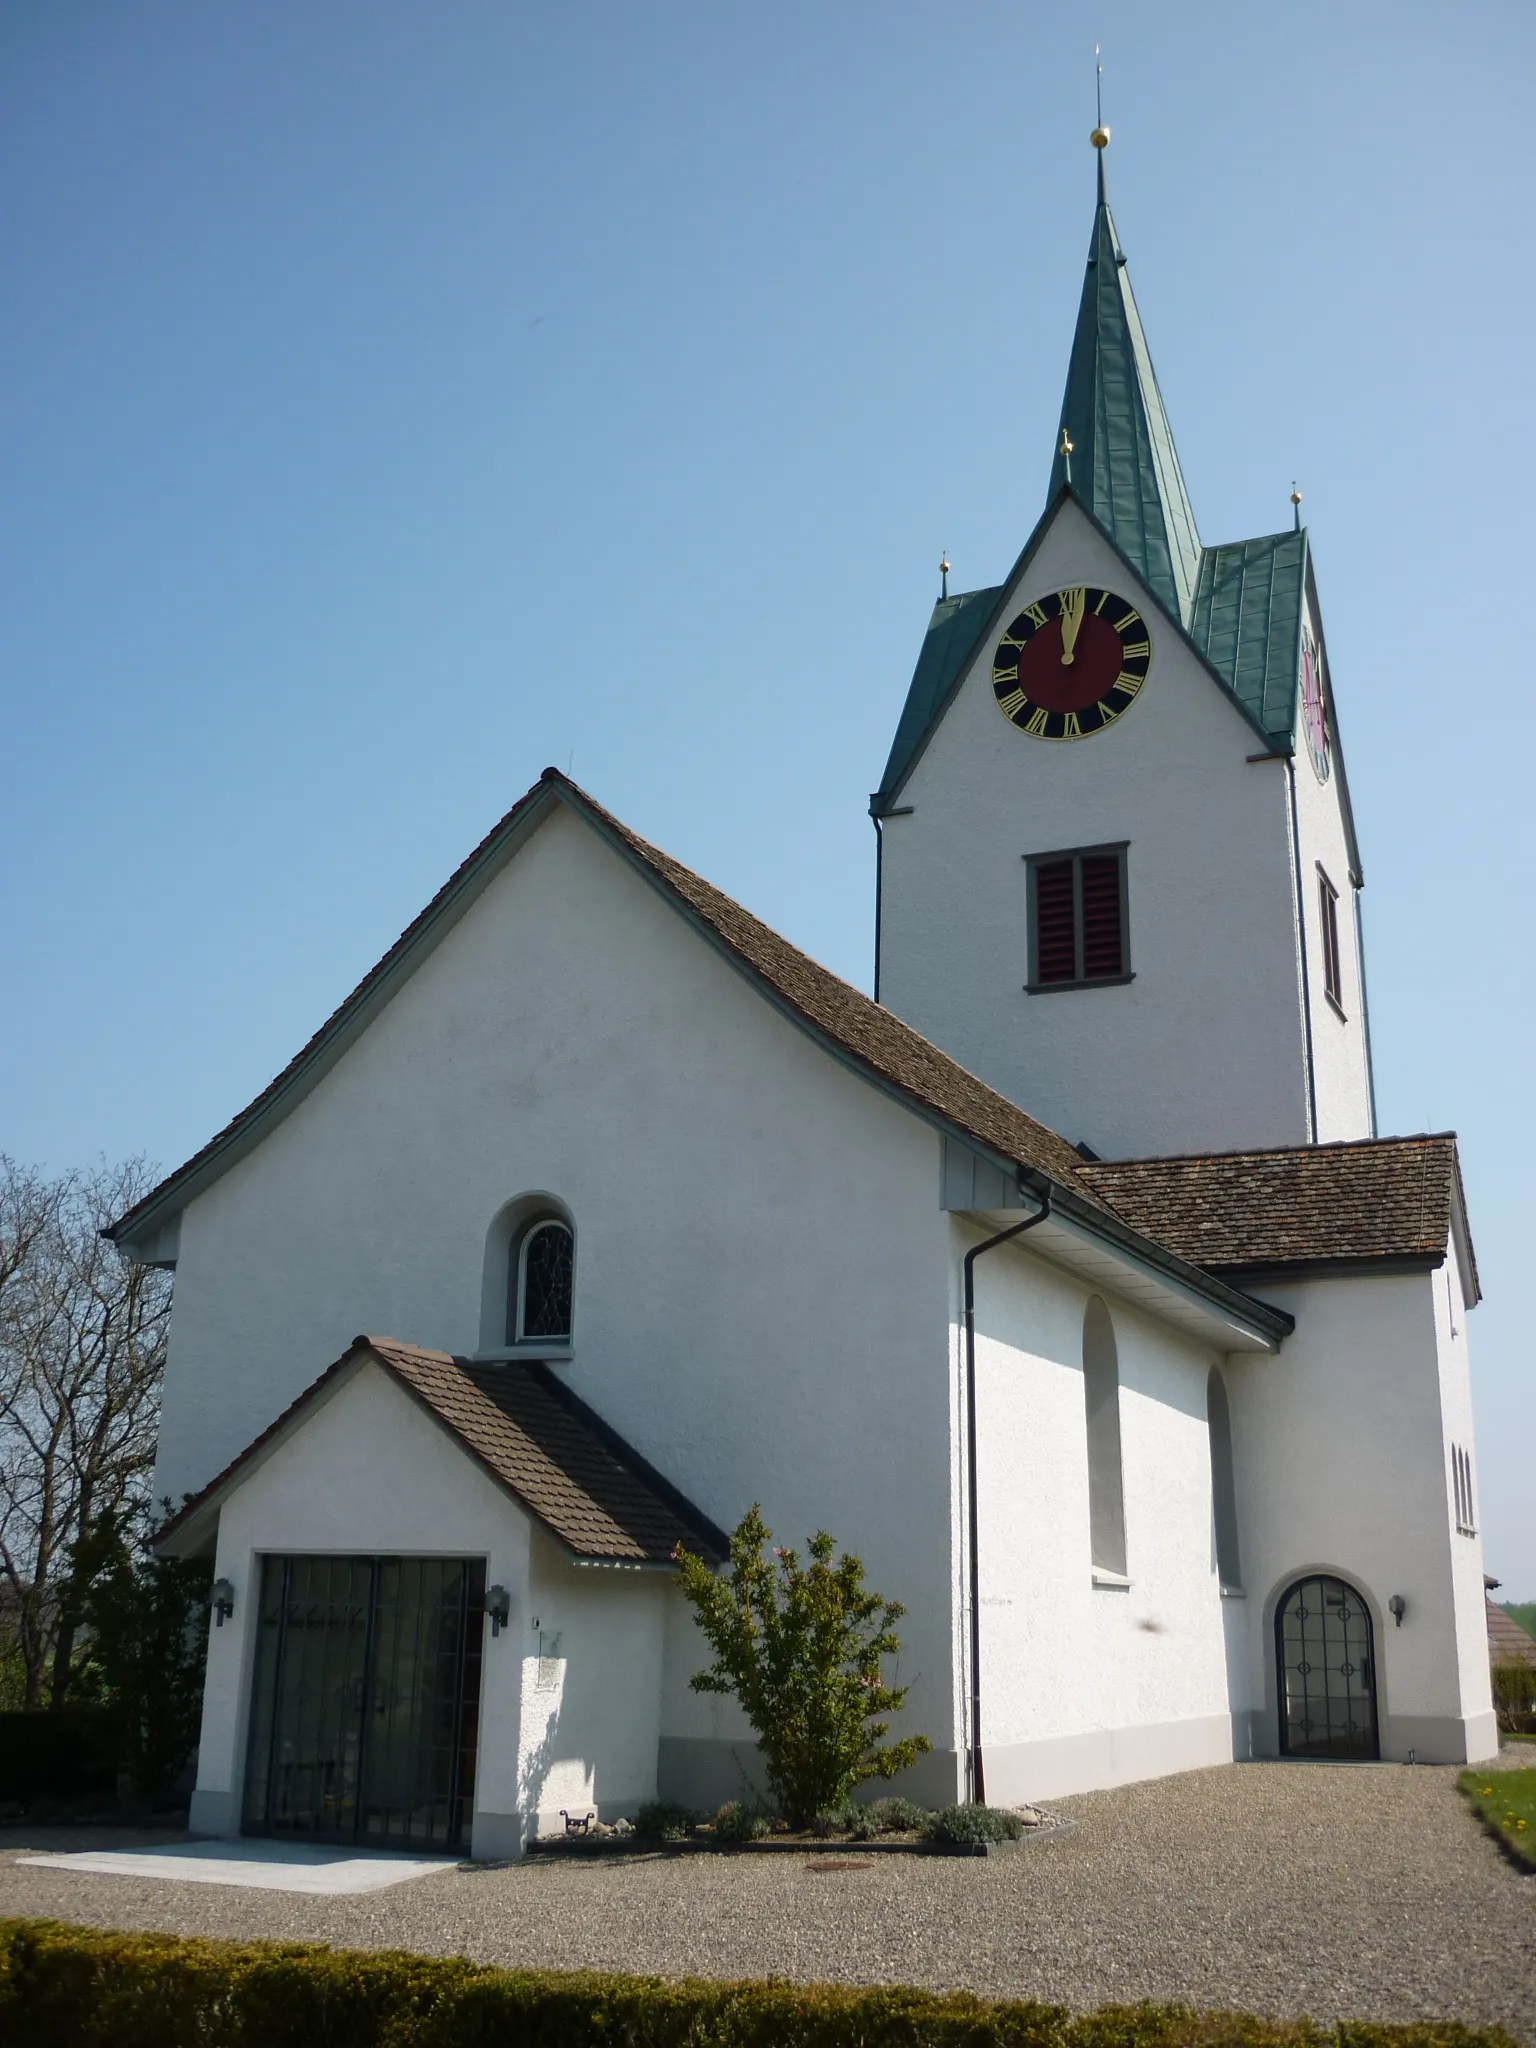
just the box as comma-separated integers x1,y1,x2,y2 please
992,586,1151,740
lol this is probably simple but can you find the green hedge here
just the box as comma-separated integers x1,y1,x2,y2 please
0,1919,1519,2048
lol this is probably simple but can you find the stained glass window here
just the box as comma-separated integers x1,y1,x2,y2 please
516,1220,573,1341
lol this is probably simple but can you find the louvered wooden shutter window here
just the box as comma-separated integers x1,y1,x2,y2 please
1034,860,1077,982
1080,856,1124,979
1032,849,1126,985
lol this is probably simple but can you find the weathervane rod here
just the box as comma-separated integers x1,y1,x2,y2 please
1095,43,1103,131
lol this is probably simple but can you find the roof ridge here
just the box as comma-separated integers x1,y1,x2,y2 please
1082,1132,1456,1170
157,1334,728,1565
114,767,1101,1246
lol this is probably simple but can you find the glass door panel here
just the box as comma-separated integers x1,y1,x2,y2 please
1276,1573,1379,1759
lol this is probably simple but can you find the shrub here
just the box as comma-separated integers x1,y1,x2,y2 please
60,1507,210,1804
674,1505,931,1828
870,1795,929,1833
633,1799,693,1841
0,1919,1519,2048
926,1801,1026,1846
1490,1663,1536,1735
712,1801,770,1843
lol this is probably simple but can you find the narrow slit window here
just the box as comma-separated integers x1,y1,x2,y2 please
1083,1297,1127,1577
1028,846,1129,990
1207,1367,1242,1590
1452,1444,1477,1537
1318,868,1344,1011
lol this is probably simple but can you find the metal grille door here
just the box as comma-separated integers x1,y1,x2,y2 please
1275,1574,1379,1759
243,1555,485,1849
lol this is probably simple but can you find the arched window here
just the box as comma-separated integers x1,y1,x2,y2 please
1207,1366,1242,1590
509,1217,574,1344
1082,1296,1126,1576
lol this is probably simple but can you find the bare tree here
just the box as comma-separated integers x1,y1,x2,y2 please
0,1157,170,1708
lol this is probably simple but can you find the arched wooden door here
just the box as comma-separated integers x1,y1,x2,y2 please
1275,1574,1379,1759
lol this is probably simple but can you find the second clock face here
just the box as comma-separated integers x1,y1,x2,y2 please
991,586,1151,740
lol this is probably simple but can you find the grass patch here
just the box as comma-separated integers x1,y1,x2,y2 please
1459,1768,1536,1870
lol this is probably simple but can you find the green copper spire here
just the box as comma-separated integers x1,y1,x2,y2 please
1049,147,1202,624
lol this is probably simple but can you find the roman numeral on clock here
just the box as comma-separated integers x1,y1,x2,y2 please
997,687,1027,718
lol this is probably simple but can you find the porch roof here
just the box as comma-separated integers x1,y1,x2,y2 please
156,1334,730,1567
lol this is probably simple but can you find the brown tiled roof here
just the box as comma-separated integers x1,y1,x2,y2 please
156,1335,728,1565
111,769,1098,1249
579,786,1096,1194
1075,1134,1476,1287
1488,1599,1536,1671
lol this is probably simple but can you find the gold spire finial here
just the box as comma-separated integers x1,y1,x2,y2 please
1091,43,1109,147
939,551,951,599
1059,427,1074,457
1290,482,1303,532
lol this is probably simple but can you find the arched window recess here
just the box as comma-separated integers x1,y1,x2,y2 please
1083,1296,1128,1585
477,1196,576,1358
1207,1366,1243,1594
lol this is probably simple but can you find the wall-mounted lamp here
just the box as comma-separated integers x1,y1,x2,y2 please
487,1585,511,1638
1388,1594,1406,1628
211,1579,235,1628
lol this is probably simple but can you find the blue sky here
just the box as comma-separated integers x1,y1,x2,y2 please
3,3,1532,1590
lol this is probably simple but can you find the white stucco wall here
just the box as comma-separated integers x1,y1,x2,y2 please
516,1534,669,1838
877,497,1314,1159
966,1224,1244,1802
156,803,963,1783
1287,592,1374,1142
1225,1264,1496,1763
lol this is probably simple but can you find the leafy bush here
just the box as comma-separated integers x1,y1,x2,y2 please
870,1795,929,1833
1490,1663,1536,1735
926,1802,1026,1845
633,1799,693,1841
0,1919,1518,2048
674,1505,931,1828
712,1802,770,1843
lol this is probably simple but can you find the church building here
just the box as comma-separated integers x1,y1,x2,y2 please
113,138,1496,1860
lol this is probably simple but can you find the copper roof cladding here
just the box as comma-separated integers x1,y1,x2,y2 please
155,1335,728,1566
1076,1134,1478,1292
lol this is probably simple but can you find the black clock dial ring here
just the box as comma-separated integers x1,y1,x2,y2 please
991,585,1150,741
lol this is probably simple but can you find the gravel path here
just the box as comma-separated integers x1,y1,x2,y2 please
2,1753,1532,2040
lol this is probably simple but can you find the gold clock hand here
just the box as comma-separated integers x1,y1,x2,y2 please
1059,587,1086,665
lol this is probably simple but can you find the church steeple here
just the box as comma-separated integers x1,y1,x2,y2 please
1048,142,1203,625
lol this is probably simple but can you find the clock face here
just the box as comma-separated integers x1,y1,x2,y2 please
991,586,1151,740
1299,620,1330,783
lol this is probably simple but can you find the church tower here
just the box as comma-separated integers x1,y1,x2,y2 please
872,139,1376,1161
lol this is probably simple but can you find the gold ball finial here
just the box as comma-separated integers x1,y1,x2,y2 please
939,552,950,576
1290,485,1303,506
1090,125,1110,149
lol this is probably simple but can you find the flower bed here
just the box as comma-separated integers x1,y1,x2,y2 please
528,1798,1073,1858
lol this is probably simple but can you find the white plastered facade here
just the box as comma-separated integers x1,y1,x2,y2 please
158,793,1494,1861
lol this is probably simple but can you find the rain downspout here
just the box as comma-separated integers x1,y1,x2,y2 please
962,1181,1052,1804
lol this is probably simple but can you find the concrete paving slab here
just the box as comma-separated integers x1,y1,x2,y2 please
16,1838,456,1895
